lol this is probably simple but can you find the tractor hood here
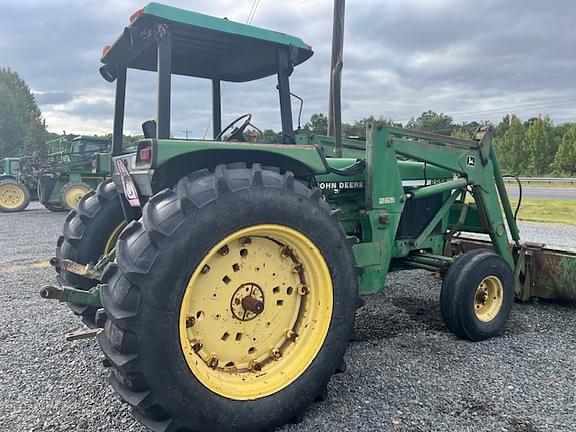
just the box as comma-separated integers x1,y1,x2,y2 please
101,2,314,82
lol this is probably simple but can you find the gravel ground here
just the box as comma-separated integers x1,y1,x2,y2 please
0,202,575,432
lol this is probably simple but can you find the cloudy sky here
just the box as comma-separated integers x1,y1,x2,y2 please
1,0,575,138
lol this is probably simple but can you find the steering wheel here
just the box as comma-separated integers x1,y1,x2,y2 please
216,113,252,141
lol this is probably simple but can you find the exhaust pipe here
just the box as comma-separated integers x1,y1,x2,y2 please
328,0,345,157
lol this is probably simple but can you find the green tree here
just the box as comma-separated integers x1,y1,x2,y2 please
260,129,283,143
525,116,556,175
406,110,454,134
304,113,328,135
495,115,528,174
554,123,576,175
0,68,48,158
494,115,511,140
0,83,21,158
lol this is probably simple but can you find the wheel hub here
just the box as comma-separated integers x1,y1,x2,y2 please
231,283,265,320
474,276,504,322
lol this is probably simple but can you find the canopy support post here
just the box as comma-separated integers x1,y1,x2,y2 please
277,49,294,144
112,67,126,157
157,25,172,139
212,79,222,139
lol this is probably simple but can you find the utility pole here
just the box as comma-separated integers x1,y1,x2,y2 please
182,129,191,139
328,0,345,157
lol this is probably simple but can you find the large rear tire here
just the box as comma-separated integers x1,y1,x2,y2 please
56,179,126,325
98,163,357,432
0,179,31,212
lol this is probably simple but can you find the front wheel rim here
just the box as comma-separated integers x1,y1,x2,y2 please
474,275,504,322
0,184,26,209
64,185,90,209
179,224,333,400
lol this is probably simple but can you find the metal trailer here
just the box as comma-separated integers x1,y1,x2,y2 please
41,3,576,432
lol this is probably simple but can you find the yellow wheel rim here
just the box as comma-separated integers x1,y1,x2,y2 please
64,184,90,209
179,224,333,400
104,221,127,254
474,276,504,322
0,184,26,209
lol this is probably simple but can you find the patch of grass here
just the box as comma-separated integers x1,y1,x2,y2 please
510,199,576,225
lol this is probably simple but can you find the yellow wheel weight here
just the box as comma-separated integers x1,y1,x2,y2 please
0,183,26,210
474,275,504,322
179,224,333,400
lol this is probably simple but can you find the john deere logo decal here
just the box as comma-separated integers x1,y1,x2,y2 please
318,181,364,192
467,156,475,167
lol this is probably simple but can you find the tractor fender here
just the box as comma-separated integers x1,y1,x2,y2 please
151,147,327,194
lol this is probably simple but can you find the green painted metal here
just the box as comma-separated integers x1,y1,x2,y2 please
153,139,328,176
40,284,102,307
102,3,313,82
142,2,310,51
1,157,20,176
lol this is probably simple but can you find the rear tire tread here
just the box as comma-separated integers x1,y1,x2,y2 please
99,163,356,432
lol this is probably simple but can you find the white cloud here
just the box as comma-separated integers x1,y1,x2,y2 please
1,0,575,135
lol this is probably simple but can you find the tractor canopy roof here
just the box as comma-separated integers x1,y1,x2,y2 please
101,2,314,82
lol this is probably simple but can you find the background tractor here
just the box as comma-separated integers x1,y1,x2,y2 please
38,135,111,211
41,3,576,432
0,155,39,212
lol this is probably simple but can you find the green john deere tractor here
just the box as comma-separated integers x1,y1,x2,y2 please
41,3,576,432
38,135,111,211
0,156,34,212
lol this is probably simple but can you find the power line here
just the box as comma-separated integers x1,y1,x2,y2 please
451,100,576,119
246,0,261,24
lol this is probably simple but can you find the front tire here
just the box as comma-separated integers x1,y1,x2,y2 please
0,179,31,212
98,164,357,432
61,181,92,210
440,249,514,341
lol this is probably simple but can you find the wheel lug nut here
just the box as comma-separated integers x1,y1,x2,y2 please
250,360,262,372
218,245,229,256
186,316,195,328
201,265,210,274
298,286,309,296
191,340,203,352
240,236,252,245
271,348,282,360
208,356,219,369
286,330,296,341
281,246,292,257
